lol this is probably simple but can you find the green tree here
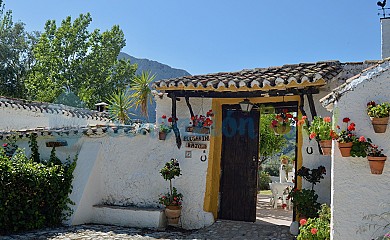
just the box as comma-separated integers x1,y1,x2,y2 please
0,1,36,98
129,71,155,118
26,13,137,108
259,114,287,165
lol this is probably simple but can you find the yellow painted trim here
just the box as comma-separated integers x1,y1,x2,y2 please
155,79,326,91
204,96,302,219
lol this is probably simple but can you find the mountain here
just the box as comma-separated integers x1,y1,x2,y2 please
118,52,191,122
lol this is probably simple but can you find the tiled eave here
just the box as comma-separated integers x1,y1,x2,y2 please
320,59,390,111
153,61,343,92
0,96,110,121
0,124,153,139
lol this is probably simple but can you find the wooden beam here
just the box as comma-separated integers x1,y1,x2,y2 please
185,96,195,120
171,92,182,149
299,93,307,117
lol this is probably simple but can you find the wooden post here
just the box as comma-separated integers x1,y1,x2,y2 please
306,93,323,155
171,93,182,149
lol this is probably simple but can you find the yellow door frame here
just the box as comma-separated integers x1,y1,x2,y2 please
203,96,303,219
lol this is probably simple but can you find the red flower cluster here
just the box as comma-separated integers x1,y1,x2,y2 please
191,110,214,127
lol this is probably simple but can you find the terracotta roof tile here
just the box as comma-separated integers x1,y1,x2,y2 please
153,61,343,91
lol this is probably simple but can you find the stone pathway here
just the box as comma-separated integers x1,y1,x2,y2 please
1,221,295,240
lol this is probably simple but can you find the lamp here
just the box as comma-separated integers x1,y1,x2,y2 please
239,99,254,112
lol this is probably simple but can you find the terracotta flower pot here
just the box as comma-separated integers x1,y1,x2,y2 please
319,140,332,156
367,156,387,174
193,126,210,134
165,205,181,225
338,142,353,157
370,117,389,133
159,131,167,140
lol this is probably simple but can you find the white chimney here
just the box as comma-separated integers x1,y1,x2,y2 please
381,18,390,59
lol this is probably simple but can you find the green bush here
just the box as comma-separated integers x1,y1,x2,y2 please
297,204,331,240
0,148,77,234
258,171,271,190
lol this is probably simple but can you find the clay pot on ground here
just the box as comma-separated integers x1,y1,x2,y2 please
367,156,387,174
159,131,167,140
338,142,353,157
319,140,332,156
370,117,389,133
165,205,181,225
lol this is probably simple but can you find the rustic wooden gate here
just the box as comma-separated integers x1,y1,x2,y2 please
219,105,260,222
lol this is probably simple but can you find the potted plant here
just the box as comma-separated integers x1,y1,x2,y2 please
331,117,357,157
159,158,183,225
366,143,387,174
367,101,390,133
297,204,331,240
298,116,332,155
270,109,295,135
191,110,214,134
158,115,173,140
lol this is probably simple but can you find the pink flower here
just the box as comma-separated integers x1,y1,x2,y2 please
359,136,366,142
173,197,177,201
299,218,307,226
311,228,318,234
178,201,182,205
323,117,331,123
282,203,287,209
302,116,307,120
162,115,167,119
2,143,7,147
309,132,317,139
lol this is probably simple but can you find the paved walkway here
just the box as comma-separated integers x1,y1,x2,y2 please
1,195,295,240
2,222,294,240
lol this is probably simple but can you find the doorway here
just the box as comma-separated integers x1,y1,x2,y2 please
219,104,259,222
218,102,298,224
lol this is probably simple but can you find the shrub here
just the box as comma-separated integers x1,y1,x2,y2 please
258,171,271,190
289,188,321,219
297,204,331,240
0,148,77,234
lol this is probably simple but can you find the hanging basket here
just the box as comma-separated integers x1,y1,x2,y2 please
273,125,291,135
370,117,389,133
367,156,387,174
319,140,332,156
338,142,353,157
165,205,181,225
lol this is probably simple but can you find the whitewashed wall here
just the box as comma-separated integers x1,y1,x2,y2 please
330,64,390,240
300,91,332,204
0,104,108,130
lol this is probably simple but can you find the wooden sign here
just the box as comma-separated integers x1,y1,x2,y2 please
183,135,210,141
186,142,207,149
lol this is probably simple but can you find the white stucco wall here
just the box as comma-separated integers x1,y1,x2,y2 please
300,91,332,204
330,64,390,240
0,103,108,130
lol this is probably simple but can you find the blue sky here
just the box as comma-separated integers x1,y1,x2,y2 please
6,0,383,75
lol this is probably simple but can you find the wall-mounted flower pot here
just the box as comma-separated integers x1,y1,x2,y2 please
273,125,291,135
165,205,181,225
159,131,167,140
338,142,353,157
193,126,210,134
367,156,387,174
370,117,389,133
319,140,332,156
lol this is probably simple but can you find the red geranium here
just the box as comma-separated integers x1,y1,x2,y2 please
311,228,318,235
343,117,350,123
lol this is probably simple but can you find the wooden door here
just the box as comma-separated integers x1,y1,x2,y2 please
219,105,260,222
